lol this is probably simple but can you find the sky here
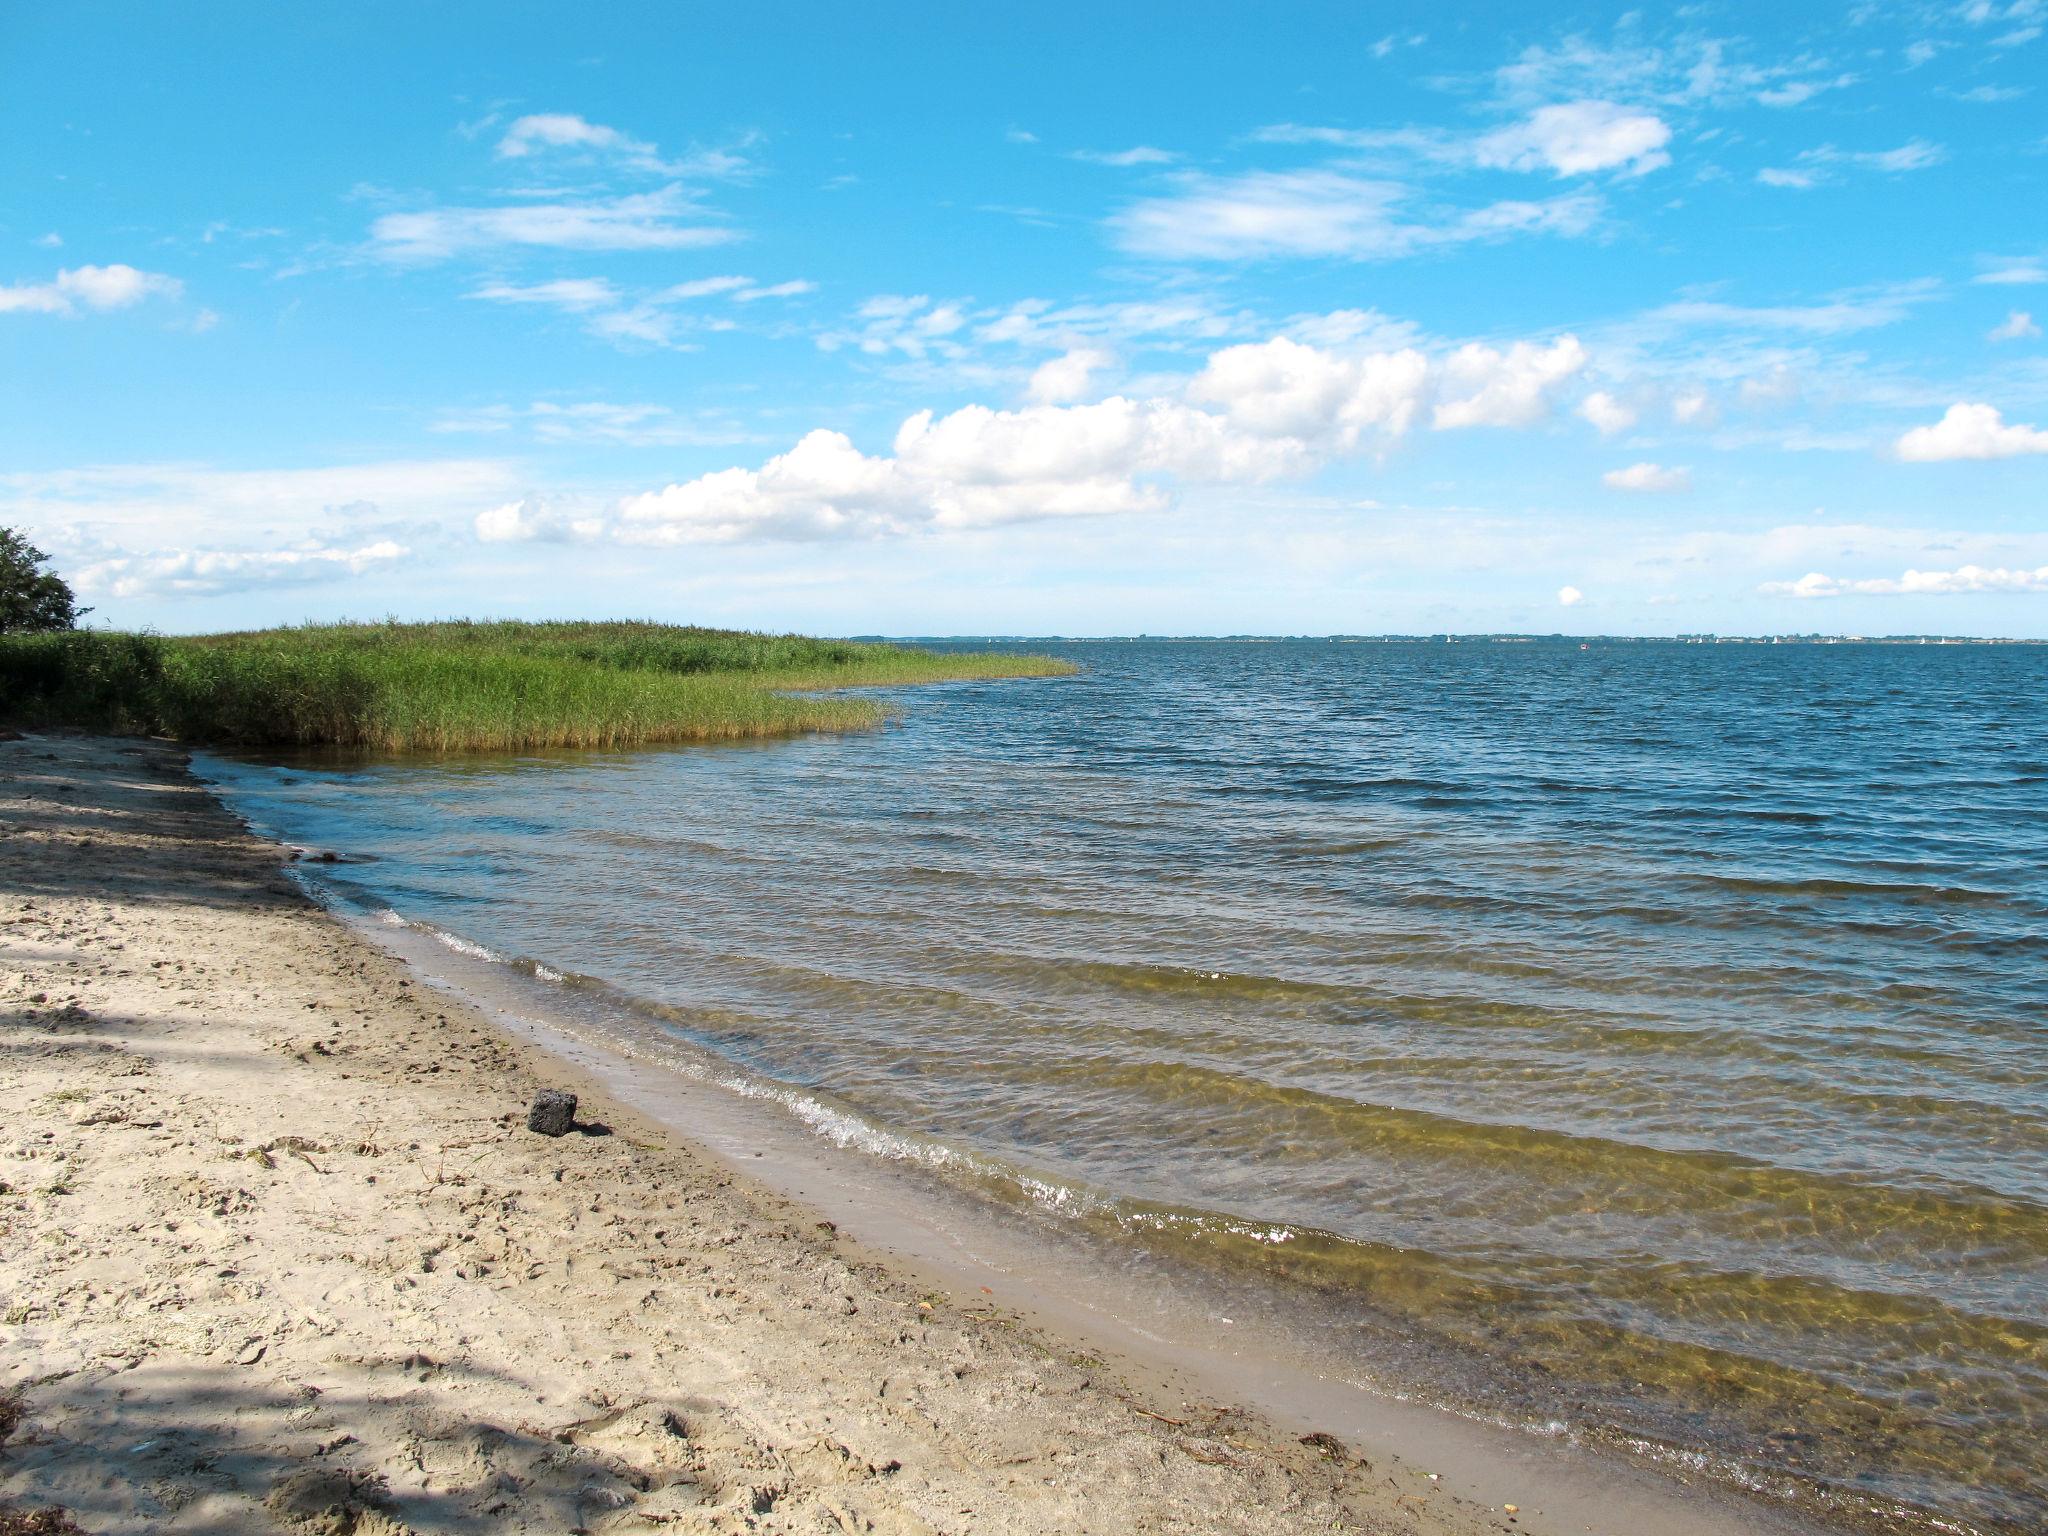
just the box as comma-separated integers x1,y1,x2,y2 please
4,1,2047,637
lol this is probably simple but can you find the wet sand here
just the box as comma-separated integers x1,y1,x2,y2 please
0,733,1814,1535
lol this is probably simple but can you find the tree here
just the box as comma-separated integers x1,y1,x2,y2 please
0,526,87,633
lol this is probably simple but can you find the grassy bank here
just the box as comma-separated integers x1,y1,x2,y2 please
0,621,1074,752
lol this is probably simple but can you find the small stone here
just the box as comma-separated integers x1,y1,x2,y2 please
527,1090,578,1137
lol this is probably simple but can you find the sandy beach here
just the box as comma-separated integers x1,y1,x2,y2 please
0,731,1554,1536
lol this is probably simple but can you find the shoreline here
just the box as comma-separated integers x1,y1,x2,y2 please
0,733,1843,1534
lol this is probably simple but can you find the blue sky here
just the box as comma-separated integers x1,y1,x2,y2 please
5,1,2047,636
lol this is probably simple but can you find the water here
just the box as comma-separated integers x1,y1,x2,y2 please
199,639,2048,1534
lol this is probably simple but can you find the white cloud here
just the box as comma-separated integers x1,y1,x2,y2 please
1603,461,1691,492
499,112,645,161
462,271,808,349
1111,169,1598,261
467,277,623,312
604,331,1580,546
1756,74,1857,107
473,496,606,544
1432,337,1588,429
733,279,816,301
1472,100,1672,177
1759,140,1947,188
494,112,748,181
0,459,519,566
369,188,735,260
1028,348,1116,405
1261,100,1670,178
1989,309,2041,341
431,401,759,447
1975,257,2048,285
75,540,409,600
1191,337,1431,448
0,263,182,316
1578,389,1638,435
817,294,974,358
1894,402,2048,460
1671,389,1717,426
1762,565,2048,597
1072,146,1179,166
1646,285,1934,336
1558,584,1584,606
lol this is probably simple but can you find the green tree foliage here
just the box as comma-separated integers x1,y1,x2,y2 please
0,527,85,634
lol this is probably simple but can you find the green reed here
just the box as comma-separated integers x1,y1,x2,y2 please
0,621,1073,752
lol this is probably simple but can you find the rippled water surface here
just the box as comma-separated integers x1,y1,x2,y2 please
204,640,2048,1533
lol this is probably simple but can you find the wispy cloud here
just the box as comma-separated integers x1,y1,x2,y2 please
1757,138,1946,188
1071,146,1179,167
467,277,623,312
1974,255,2048,285
1111,169,1598,262
463,270,813,348
370,187,738,261
430,400,766,447
494,112,752,181
1257,99,1672,178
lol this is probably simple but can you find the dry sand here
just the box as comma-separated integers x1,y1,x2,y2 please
0,733,1534,1535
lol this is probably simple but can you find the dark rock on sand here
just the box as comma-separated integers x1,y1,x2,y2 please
527,1090,577,1137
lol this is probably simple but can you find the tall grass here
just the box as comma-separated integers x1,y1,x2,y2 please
0,621,1073,752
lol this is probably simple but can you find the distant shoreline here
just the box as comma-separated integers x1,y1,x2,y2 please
876,632,2048,645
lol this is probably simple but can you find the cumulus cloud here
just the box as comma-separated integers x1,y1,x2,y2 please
1603,461,1691,492
1558,584,1585,606
0,264,182,316
602,331,1580,545
75,540,408,599
369,188,735,261
1110,169,1598,261
1190,337,1431,449
1028,348,1116,404
1472,100,1672,177
1894,402,2048,461
1989,309,2041,341
1432,337,1588,428
473,496,605,544
1762,565,2048,597
1577,390,1638,435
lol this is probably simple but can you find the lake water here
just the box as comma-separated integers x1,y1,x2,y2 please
200,639,2048,1535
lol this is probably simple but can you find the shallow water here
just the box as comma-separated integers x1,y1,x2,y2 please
201,639,2048,1534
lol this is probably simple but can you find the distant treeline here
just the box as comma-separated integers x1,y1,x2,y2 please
0,620,1073,753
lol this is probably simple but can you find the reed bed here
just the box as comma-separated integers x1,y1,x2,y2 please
0,621,1073,752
